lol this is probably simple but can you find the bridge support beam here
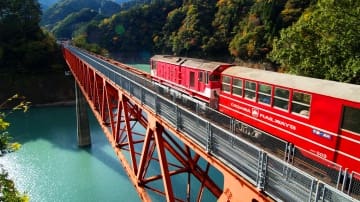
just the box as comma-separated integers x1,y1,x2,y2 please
75,81,91,147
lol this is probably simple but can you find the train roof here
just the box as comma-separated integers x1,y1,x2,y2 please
151,55,230,71
222,66,360,103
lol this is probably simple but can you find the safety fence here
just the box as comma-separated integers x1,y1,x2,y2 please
68,46,359,202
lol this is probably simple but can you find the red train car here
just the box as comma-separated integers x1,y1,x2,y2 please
218,66,360,174
150,55,231,108
150,55,360,175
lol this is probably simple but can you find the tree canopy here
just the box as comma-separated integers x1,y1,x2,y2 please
66,0,359,83
269,0,360,83
0,0,64,72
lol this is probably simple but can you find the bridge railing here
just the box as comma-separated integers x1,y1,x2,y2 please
349,172,360,198
69,47,359,202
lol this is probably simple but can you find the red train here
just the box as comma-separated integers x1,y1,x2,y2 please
150,55,360,175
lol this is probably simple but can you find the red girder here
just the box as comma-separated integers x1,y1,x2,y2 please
63,48,273,202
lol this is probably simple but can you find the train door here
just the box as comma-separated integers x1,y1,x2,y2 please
336,105,360,172
189,70,198,91
198,71,206,92
209,71,220,109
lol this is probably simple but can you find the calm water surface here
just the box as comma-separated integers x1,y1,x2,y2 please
0,106,140,202
1,64,220,201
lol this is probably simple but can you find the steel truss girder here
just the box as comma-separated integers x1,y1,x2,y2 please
63,48,273,202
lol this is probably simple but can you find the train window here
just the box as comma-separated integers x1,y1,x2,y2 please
274,88,289,110
341,106,360,134
210,74,220,81
232,78,243,96
291,91,311,117
205,72,209,84
221,76,231,93
190,72,195,87
258,84,272,105
199,72,203,82
244,81,256,101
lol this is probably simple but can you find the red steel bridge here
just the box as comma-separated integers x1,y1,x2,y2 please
63,45,359,202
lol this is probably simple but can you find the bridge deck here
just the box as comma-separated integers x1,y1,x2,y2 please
63,45,359,202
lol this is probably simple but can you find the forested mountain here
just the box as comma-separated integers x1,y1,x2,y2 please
75,0,312,60
75,0,182,54
41,0,121,30
57,0,359,84
51,8,102,39
39,0,133,11
28,0,360,84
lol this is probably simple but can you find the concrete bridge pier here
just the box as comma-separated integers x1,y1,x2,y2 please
75,82,91,147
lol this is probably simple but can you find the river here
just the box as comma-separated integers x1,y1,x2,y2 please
2,106,219,201
0,106,141,202
0,63,221,201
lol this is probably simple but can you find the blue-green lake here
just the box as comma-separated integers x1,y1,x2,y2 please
0,106,140,202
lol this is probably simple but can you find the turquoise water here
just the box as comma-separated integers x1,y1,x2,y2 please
128,64,150,73
1,106,221,201
0,63,221,201
0,107,140,202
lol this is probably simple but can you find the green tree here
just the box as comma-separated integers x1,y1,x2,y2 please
52,8,99,39
0,95,30,202
203,0,252,58
0,0,64,72
166,0,217,57
156,7,185,53
0,0,41,69
269,0,360,83
229,0,285,61
229,0,312,62
80,0,181,56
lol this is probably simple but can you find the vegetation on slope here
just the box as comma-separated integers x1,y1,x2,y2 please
269,0,360,83
47,0,359,84
0,0,62,72
73,0,312,60
41,0,121,30
51,8,101,39
0,0,74,104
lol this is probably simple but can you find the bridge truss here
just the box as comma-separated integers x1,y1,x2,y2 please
63,47,271,202
63,46,359,202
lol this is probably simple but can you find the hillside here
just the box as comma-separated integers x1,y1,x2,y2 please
70,0,359,84
39,0,133,10
51,8,101,39
0,0,75,105
41,0,121,30
38,0,359,84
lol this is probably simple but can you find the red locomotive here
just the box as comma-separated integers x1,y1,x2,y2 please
150,55,232,108
150,55,360,175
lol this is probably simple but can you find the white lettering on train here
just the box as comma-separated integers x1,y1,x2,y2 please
230,102,297,131
231,103,251,113
259,113,297,131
